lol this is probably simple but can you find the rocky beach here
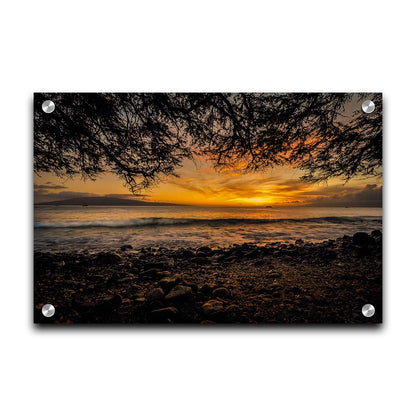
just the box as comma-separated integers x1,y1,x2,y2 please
34,230,382,324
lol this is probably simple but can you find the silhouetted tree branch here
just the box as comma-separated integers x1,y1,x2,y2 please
34,93,192,192
34,93,382,192
187,93,382,182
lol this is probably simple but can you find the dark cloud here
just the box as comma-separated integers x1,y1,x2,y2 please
307,184,382,207
34,184,68,190
295,185,361,197
166,179,208,195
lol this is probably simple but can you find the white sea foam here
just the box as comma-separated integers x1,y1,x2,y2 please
34,216,381,229
34,206,382,252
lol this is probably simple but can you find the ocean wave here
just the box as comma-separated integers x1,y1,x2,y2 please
34,216,382,229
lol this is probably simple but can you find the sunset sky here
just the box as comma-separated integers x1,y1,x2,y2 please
34,155,382,207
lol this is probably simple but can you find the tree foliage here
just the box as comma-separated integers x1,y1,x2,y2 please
34,93,382,192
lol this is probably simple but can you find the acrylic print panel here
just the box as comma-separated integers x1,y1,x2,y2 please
34,93,382,324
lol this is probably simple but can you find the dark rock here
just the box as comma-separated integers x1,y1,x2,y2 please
141,268,165,280
142,262,168,271
371,230,382,238
196,291,209,301
149,306,178,321
196,246,212,255
254,311,263,322
200,283,214,295
313,293,328,306
353,232,375,246
95,252,122,265
225,255,238,262
191,257,211,265
88,274,108,281
254,259,265,267
120,244,133,251
165,285,193,303
233,249,245,259
288,286,304,295
341,241,354,250
295,239,304,245
355,246,371,258
147,300,165,310
224,304,241,321
180,249,194,259
145,288,165,302
239,314,250,323
96,294,122,313
212,287,230,298
181,280,198,292
159,277,180,293
245,249,260,259
202,299,224,318
323,249,338,260
133,297,146,306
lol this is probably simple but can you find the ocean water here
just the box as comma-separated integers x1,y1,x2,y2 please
34,205,382,253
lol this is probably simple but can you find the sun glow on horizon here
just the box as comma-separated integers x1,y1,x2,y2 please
34,156,382,208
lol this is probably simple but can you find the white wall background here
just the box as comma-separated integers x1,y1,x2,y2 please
1,1,414,415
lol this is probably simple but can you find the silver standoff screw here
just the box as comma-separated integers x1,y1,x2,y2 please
362,303,375,318
42,100,55,113
362,100,375,114
42,304,55,318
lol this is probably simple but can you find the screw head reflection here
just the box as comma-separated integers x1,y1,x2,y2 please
42,304,55,318
42,100,55,113
362,303,375,317
362,100,375,114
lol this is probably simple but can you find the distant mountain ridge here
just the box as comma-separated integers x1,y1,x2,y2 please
35,196,185,206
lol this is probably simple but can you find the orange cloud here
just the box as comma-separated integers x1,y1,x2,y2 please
34,159,381,207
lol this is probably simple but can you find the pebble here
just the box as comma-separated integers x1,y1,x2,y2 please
180,250,194,259
141,268,165,280
164,285,193,303
200,283,214,295
212,287,230,298
35,233,382,324
134,297,146,305
145,288,165,302
95,252,122,265
96,294,122,312
191,257,211,265
197,246,212,254
150,306,179,321
202,299,224,317
143,262,166,270
159,277,180,293
224,304,241,321
245,249,259,259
